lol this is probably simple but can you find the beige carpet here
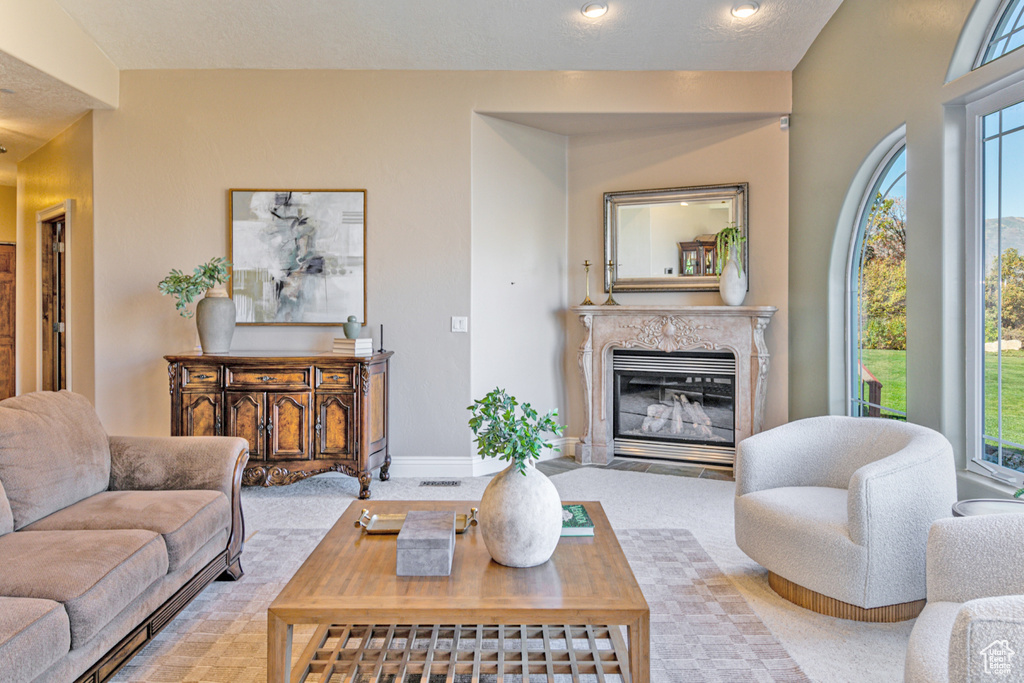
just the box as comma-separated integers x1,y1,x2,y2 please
109,466,911,682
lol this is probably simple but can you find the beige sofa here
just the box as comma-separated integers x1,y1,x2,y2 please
0,391,248,683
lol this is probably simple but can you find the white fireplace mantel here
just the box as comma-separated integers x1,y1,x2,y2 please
571,305,777,467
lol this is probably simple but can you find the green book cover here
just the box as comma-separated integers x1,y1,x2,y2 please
561,504,595,536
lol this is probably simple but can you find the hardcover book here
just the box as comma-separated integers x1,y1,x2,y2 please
560,504,595,537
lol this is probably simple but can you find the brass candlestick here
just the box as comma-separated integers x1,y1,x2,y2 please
603,260,619,306
580,260,595,306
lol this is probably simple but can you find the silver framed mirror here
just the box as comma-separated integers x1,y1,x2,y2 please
604,183,748,292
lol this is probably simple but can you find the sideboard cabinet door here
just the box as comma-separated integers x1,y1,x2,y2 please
267,393,310,461
183,392,222,437
226,392,265,461
315,392,357,459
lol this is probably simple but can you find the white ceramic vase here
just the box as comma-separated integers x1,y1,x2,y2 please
719,253,747,306
195,286,236,354
479,460,563,567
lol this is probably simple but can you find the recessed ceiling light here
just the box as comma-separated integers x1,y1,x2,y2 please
680,202,689,206
581,2,608,18
731,2,760,18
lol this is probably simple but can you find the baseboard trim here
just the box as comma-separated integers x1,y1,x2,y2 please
386,456,477,478
767,572,925,623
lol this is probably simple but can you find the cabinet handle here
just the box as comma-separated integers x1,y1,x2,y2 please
315,419,322,440
258,375,276,382
194,373,212,380
328,375,342,381
215,416,222,434
266,421,274,435
257,422,265,435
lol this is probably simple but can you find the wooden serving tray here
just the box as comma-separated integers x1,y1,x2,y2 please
354,508,478,534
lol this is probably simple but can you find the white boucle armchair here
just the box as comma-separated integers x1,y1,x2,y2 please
905,514,1024,683
734,416,957,621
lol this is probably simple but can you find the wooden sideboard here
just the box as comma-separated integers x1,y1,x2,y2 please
165,351,392,499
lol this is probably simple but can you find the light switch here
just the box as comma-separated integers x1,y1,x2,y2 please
451,316,469,333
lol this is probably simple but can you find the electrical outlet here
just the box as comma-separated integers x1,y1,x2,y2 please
451,316,468,333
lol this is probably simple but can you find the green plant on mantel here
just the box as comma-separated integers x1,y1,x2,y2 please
715,223,747,278
157,257,231,318
467,388,565,476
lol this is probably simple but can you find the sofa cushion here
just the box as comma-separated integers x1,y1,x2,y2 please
0,529,168,648
24,490,230,571
735,485,870,606
0,391,110,529
0,478,13,536
904,601,959,683
0,597,70,683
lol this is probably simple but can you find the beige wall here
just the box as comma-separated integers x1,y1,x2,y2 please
790,0,1024,497
471,115,568,474
565,118,791,436
0,186,16,242
16,112,95,400
90,69,790,471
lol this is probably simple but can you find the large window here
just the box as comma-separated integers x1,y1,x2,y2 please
849,143,907,419
979,0,1024,66
979,96,1024,483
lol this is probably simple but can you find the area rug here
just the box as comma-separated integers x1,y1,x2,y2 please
111,527,809,683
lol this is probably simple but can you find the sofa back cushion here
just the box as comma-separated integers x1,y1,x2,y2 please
0,391,110,529
0,479,12,535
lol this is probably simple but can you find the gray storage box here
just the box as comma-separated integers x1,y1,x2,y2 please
396,511,455,576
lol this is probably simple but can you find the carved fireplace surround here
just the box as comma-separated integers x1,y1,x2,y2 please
571,305,776,467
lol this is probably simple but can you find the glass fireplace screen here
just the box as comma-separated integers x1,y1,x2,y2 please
613,349,735,447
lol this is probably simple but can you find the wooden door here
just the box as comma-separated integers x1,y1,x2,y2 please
183,393,222,436
226,392,265,461
40,219,66,391
0,244,14,400
267,393,309,460
315,392,357,459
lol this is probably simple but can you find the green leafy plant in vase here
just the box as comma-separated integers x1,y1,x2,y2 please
468,387,565,567
468,387,565,475
158,257,236,354
715,223,748,306
157,257,232,317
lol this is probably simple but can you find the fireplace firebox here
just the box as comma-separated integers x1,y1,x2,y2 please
612,349,736,465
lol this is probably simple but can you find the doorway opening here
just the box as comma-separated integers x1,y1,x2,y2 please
37,202,71,392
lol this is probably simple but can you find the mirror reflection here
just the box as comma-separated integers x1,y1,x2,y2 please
604,183,747,292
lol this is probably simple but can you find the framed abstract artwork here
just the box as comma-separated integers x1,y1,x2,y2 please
229,189,366,325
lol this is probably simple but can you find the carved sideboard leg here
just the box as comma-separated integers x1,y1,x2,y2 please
379,453,391,481
358,470,372,499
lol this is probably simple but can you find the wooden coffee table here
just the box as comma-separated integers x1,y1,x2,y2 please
268,500,649,682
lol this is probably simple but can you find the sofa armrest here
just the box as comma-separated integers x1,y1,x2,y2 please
108,435,249,576
949,595,1024,682
926,515,1024,603
846,437,956,548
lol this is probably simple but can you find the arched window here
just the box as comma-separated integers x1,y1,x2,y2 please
849,143,907,419
979,0,1024,66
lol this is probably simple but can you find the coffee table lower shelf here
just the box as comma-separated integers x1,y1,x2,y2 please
291,623,633,682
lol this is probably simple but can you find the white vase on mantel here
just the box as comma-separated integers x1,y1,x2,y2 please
479,459,562,567
719,253,747,306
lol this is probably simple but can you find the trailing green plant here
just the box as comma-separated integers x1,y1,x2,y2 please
1015,487,1023,499
468,388,565,475
157,257,232,318
715,223,747,278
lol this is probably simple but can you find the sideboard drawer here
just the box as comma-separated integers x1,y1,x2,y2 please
181,364,219,390
315,366,355,390
225,367,312,390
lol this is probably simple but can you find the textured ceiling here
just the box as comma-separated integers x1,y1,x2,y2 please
0,53,108,185
0,0,844,184
53,0,843,72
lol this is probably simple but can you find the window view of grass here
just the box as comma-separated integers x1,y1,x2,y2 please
854,147,907,420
